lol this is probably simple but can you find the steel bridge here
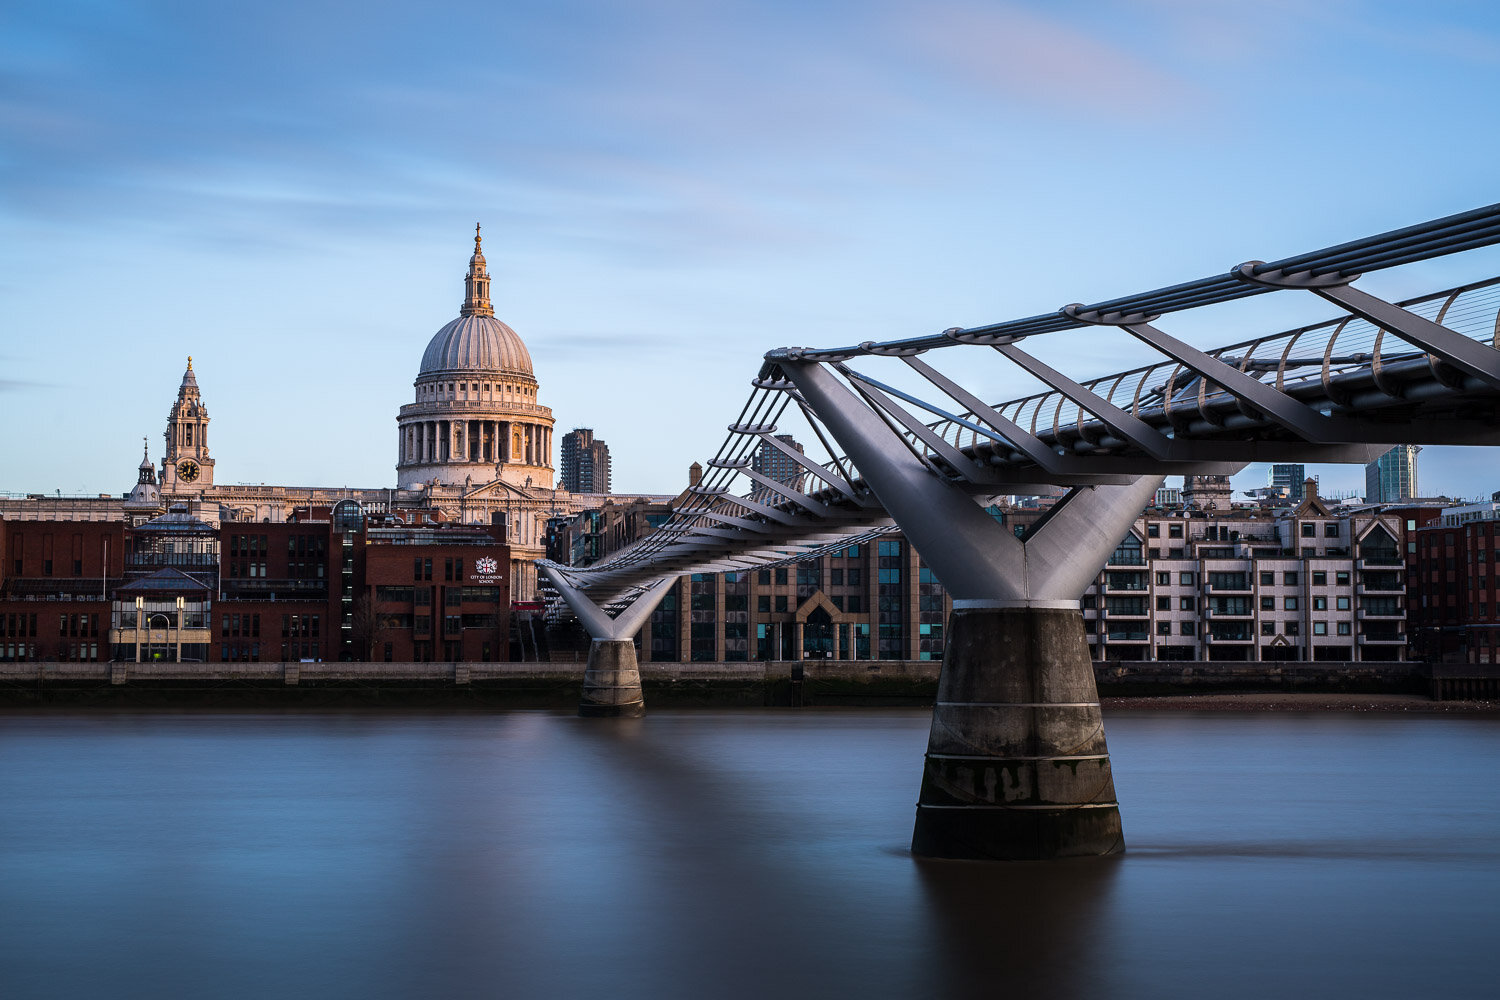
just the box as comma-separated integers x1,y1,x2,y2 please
540,202,1500,860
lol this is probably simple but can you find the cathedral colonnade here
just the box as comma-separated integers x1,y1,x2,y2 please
399,418,551,470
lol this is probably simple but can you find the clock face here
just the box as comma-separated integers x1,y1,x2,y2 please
177,460,200,483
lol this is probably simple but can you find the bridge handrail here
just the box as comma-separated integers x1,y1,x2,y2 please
545,204,1500,598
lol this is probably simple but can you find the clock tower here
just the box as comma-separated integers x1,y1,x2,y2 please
161,356,215,492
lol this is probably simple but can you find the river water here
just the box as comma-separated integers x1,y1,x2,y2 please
1,708,1496,999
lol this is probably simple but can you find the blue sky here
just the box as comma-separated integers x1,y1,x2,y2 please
4,0,1500,500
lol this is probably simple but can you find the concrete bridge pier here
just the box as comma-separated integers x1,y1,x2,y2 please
539,568,674,718
913,600,1126,860
781,358,1164,859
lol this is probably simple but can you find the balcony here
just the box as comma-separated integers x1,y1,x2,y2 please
1204,631,1255,644
1101,580,1149,593
1358,632,1406,645
1204,581,1252,594
1102,629,1150,642
1357,607,1404,620
1205,607,1254,619
1357,557,1406,570
1356,582,1406,595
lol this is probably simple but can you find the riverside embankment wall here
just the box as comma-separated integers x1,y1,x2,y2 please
0,658,1444,706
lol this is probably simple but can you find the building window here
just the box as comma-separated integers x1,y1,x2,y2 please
1180,621,1196,635
1302,523,1316,538
1336,596,1350,610
1283,572,1299,586
1336,571,1350,584
1179,596,1196,611
1284,622,1299,635
1156,572,1171,586
1313,597,1327,611
1260,597,1275,611
1157,596,1171,611
1337,622,1351,635
1169,524,1183,539
1110,534,1144,565
1313,621,1328,635
1179,573,1194,585
1261,622,1275,635
1312,571,1327,586
1259,572,1274,586
1284,597,1299,610
1157,622,1171,635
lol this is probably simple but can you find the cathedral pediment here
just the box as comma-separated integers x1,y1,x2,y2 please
463,478,540,501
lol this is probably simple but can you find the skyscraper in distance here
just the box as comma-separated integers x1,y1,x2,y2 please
750,433,805,500
1365,445,1420,502
1270,464,1306,501
561,428,611,494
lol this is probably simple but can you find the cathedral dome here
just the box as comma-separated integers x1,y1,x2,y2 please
420,314,533,376
416,224,533,379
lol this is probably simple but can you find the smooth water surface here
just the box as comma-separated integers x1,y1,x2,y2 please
1,708,1496,999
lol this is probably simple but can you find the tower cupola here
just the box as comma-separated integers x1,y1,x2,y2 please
461,224,494,318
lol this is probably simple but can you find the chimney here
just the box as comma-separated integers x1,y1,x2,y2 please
1304,477,1319,501
689,462,703,488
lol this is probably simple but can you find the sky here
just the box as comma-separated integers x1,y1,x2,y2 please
4,0,1500,502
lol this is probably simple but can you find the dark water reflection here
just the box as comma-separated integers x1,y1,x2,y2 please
0,709,1495,999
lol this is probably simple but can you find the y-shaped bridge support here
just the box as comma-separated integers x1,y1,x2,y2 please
540,567,676,718
782,360,1162,859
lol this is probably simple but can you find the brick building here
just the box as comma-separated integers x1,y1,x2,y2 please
0,502,510,664
1408,501,1500,663
0,518,123,662
364,522,510,662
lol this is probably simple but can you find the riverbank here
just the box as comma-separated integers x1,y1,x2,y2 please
1103,692,1500,714
2,659,1496,710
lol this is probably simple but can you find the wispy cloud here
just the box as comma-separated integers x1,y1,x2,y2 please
885,1,1192,116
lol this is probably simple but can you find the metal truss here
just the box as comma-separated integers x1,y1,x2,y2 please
540,202,1500,609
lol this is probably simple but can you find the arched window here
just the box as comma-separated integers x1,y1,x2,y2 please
1110,533,1144,566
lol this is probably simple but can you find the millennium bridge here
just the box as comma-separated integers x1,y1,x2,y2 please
540,203,1500,860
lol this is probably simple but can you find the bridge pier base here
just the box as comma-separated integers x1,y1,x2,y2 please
911,605,1120,860
538,567,675,719
579,639,647,718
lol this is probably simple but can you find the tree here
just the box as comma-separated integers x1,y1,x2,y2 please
348,593,387,662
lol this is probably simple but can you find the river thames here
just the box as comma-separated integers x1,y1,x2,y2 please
1,707,1496,999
